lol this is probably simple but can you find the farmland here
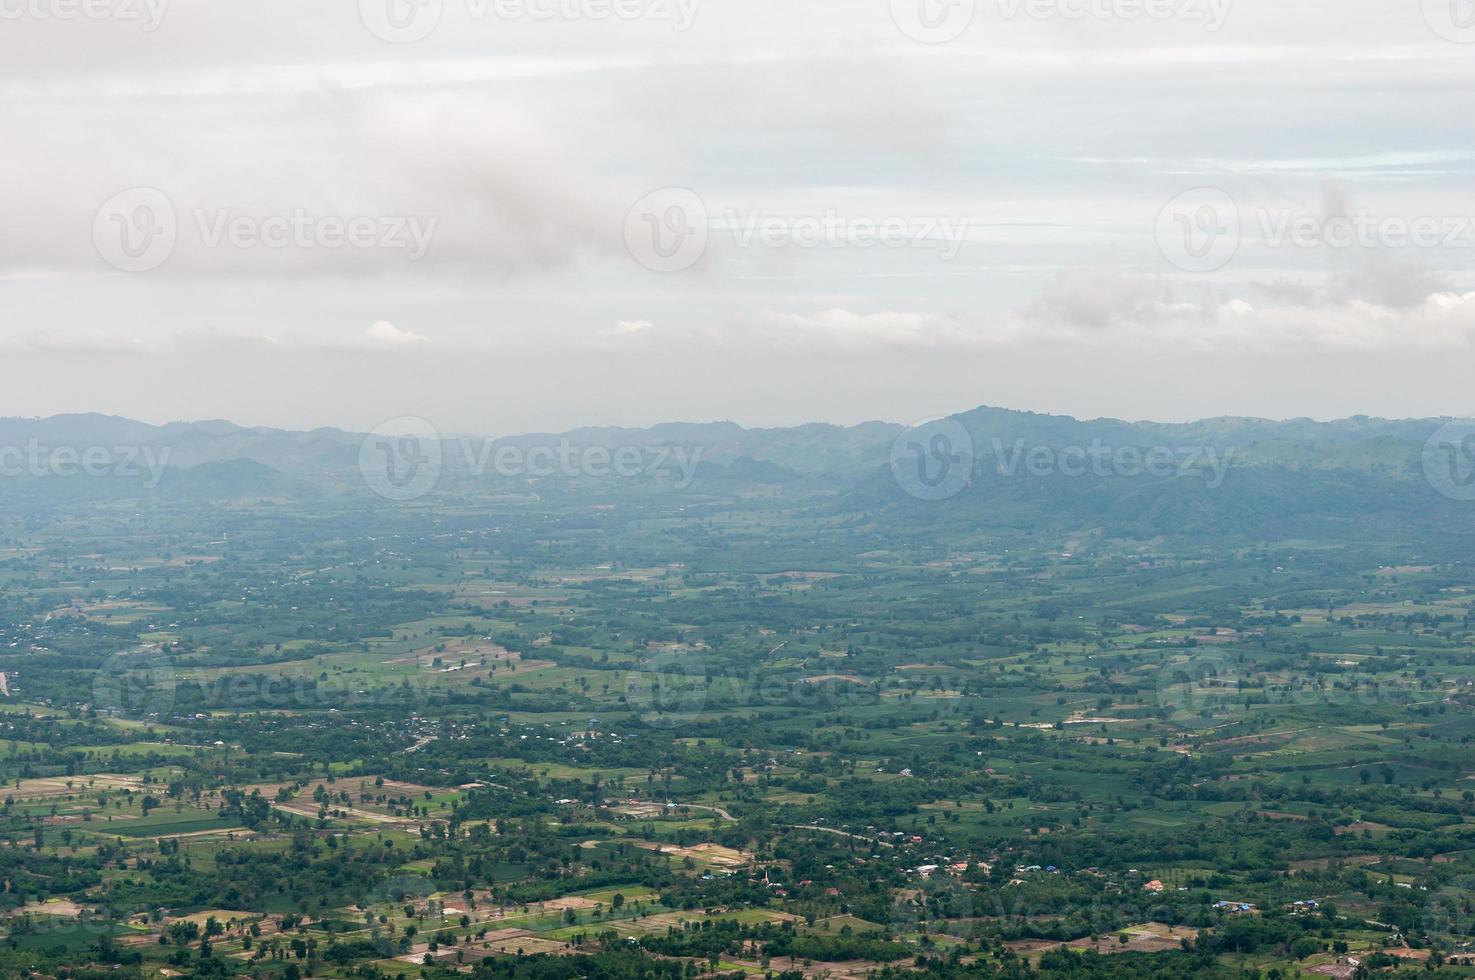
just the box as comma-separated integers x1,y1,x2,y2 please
3,409,1475,978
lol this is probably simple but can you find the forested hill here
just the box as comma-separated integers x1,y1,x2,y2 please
2,408,1473,547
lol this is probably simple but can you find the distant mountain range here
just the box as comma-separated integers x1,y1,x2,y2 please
2,408,1472,546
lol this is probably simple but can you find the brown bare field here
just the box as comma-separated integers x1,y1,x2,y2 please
1067,923,1199,954
1008,923,1198,958
480,928,533,943
634,841,751,867
612,803,666,818
12,774,143,801
245,776,447,828
382,639,517,667
7,899,87,918
542,896,603,912
483,935,567,955
167,909,259,929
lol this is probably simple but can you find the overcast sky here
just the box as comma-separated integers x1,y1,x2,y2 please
3,0,1474,434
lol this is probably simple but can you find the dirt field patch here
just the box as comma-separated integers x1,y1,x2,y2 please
7,899,88,918
542,896,603,912
634,841,751,867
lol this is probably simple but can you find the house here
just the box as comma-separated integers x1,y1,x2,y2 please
1144,880,1165,893
1214,901,1255,914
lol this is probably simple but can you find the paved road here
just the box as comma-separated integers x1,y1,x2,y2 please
783,824,892,848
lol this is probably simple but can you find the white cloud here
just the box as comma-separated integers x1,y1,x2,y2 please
738,273,1475,355
360,321,428,348
610,319,654,336
6,0,1475,421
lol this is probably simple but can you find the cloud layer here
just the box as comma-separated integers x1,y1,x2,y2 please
4,0,1475,426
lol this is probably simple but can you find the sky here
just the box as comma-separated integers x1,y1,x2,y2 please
3,0,1475,435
